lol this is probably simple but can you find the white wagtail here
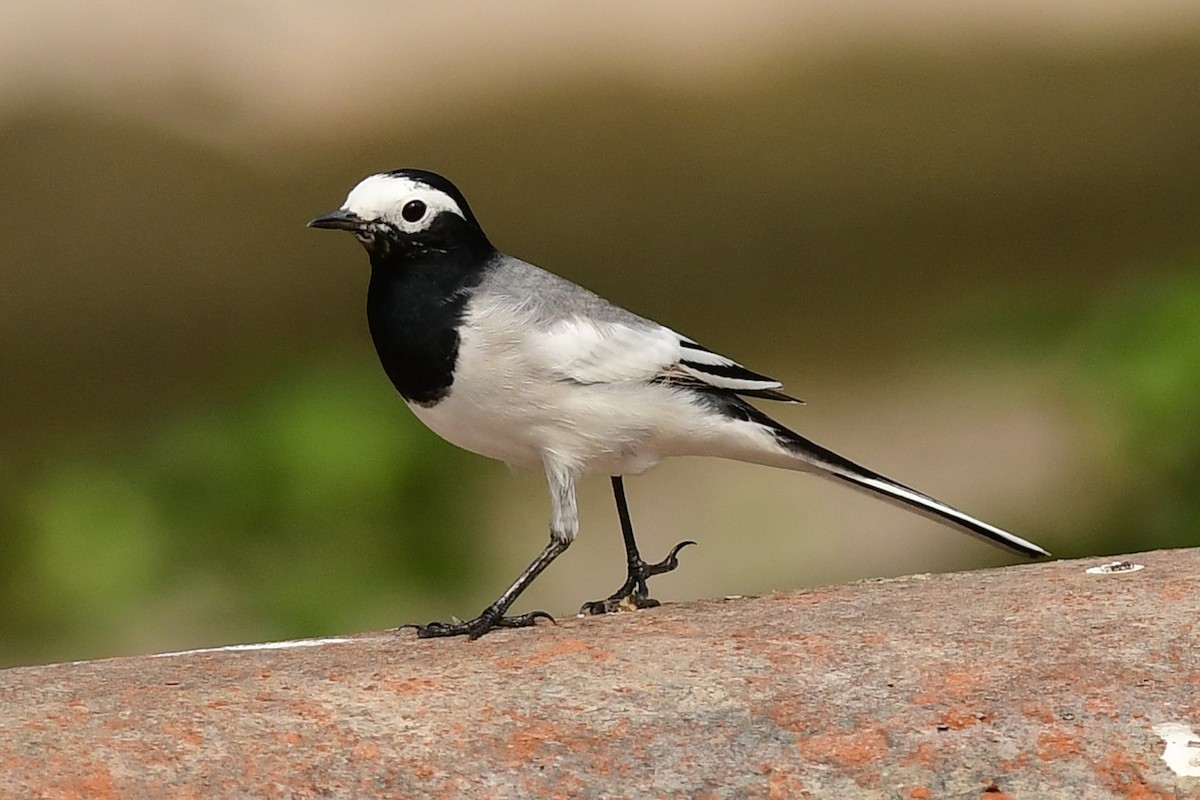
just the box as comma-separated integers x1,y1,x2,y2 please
309,168,1049,640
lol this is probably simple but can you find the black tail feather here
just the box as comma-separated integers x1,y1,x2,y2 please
711,392,1050,558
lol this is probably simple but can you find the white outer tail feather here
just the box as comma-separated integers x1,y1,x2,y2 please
735,409,1051,559
828,469,1049,557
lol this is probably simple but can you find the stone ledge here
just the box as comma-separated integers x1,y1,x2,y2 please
3,549,1198,798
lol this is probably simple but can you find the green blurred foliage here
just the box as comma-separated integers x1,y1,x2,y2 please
947,262,1200,557
1058,267,1200,553
6,264,1199,667
0,358,483,666
1,24,1197,667
930,243,1200,559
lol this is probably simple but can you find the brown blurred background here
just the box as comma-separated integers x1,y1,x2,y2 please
2,1,1199,667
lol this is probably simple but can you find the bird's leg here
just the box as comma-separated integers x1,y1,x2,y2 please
401,538,566,640
579,476,695,615
403,460,579,641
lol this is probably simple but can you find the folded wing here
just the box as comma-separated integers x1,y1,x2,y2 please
532,318,800,403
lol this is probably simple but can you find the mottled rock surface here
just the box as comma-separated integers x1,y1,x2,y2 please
3,549,1198,799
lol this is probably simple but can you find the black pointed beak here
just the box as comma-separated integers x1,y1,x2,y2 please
307,209,366,231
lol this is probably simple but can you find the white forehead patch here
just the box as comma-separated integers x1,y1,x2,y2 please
341,173,465,232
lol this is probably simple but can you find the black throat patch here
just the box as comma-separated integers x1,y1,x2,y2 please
365,235,493,406
356,174,496,406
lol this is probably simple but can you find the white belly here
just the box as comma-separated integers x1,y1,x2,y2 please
404,318,678,474
408,377,679,475
408,391,544,468
405,301,784,476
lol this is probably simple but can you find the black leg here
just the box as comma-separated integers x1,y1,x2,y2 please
401,538,567,640
579,476,695,615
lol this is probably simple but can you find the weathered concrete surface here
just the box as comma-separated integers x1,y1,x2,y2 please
2,550,1198,799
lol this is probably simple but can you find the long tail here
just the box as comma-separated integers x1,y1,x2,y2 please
822,457,1049,557
724,397,1050,558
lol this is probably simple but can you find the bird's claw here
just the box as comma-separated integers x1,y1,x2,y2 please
399,609,556,640
644,539,697,577
580,539,696,616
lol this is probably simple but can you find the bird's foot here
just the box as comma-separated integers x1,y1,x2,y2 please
579,540,696,615
399,609,555,640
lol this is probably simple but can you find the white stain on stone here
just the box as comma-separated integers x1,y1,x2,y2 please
1153,722,1200,777
153,637,356,658
1085,560,1145,575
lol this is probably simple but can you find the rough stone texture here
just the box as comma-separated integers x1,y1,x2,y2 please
2,549,1198,799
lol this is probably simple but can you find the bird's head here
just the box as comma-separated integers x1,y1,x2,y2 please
308,169,492,261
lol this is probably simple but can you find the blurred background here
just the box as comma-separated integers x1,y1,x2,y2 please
2,1,1199,667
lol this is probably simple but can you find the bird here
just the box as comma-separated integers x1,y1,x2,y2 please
308,168,1050,640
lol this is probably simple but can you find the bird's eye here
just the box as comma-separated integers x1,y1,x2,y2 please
401,200,427,223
